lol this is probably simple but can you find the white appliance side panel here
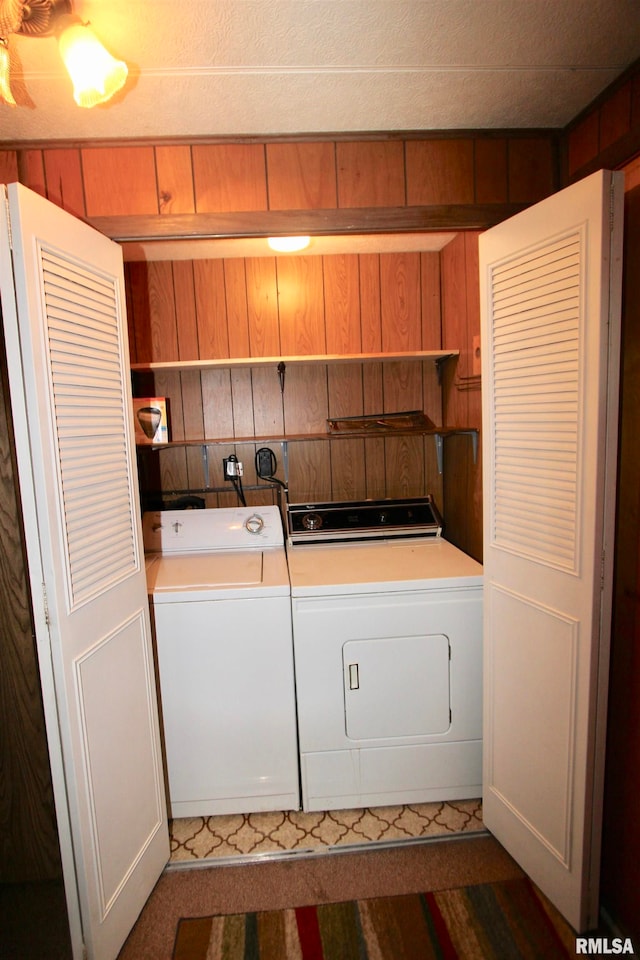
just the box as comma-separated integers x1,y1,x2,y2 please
152,596,299,814
343,634,451,740
292,587,482,754
301,741,482,812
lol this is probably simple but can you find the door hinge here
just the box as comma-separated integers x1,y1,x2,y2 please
42,582,51,628
3,188,13,250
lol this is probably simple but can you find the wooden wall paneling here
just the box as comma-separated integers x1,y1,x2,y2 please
81,146,158,216
265,142,337,210
364,437,386,499
420,251,442,349
327,363,364,419
287,440,332,503
380,252,421,352
323,254,362,354
359,254,382,353
192,144,267,212
632,73,640,128
230,367,255,439
283,363,328,434
566,111,600,179
0,339,61,883
172,261,199,361
202,367,234,439
474,138,508,204
124,268,138,364
194,259,230,359
599,81,632,152
277,255,325,355
245,257,281,357
422,361,442,427
507,138,556,204
440,234,468,380
17,149,45,196
179,369,206,490
42,149,85,218
382,360,423,412
336,141,406,208
147,261,180,362
155,145,196,214
0,150,18,184
464,231,481,378
250,366,284,437
223,259,251,359
405,140,475,205
384,435,424,498
330,437,367,500
423,435,443,511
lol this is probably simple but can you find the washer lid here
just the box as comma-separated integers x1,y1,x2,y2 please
147,548,290,600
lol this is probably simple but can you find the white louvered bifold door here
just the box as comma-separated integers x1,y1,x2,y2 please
480,170,624,933
0,183,169,960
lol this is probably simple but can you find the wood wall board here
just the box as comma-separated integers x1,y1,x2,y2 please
192,144,268,213
359,253,382,353
364,436,386,499
384,435,425,498
420,252,442,350
223,259,251,359
287,439,332,502
0,341,61,883
567,112,601,179
632,73,640,129
382,359,423,413
193,259,230,359
507,138,556,204
440,233,467,372
81,146,159,216
283,363,328,434
0,150,19,184
172,261,199,361
276,255,326,356
266,142,337,210
329,436,367,500
152,369,184,440
380,252,421,352
363,361,383,412
230,367,256,440
336,141,406,208
251,366,285,437
405,140,475,206
17,150,46,197
599,81,633,152
155,145,196,215
324,253,362,354
156,445,190,494
43,149,85,219
179,369,205,440
422,361,443,428
474,139,508,205
201,367,235,439
146,261,180,362
245,256,281,357
327,363,364,419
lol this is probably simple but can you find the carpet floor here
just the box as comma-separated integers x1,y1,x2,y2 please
117,834,528,960
171,877,577,959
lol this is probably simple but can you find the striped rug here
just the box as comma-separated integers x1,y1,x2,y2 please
172,876,577,959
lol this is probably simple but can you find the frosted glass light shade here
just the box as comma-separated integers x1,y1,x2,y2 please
58,21,127,108
267,236,311,253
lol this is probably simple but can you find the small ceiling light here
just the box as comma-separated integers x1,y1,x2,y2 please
57,14,127,107
267,236,311,253
0,0,128,108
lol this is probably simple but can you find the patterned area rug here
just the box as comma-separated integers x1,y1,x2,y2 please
172,877,577,959
170,800,483,861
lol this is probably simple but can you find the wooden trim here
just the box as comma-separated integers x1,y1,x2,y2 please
131,350,459,372
89,204,527,242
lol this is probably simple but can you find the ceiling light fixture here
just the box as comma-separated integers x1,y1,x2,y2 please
0,0,128,108
267,236,311,253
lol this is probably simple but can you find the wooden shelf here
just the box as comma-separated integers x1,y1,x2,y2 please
130,350,458,372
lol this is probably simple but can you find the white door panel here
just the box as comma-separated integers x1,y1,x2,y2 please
0,183,169,960
480,169,623,931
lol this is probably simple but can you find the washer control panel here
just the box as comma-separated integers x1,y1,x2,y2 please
143,505,284,553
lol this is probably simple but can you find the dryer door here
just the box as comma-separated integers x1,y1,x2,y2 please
343,634,451,740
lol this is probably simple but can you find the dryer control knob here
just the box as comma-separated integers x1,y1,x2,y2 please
245,513,265,535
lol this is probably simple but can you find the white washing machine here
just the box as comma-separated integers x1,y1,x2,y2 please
143,505,299,817
286,498,483,812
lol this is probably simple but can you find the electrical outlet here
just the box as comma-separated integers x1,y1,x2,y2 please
223,457,243,479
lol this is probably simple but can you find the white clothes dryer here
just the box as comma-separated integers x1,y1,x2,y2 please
143,506,299,817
